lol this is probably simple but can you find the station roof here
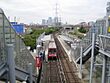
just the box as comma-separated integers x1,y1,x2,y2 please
59,35,73,43
41,35,51,42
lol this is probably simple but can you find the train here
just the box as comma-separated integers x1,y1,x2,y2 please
48,37,57,60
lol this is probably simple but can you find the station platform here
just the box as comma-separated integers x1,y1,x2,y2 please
57,35,81,78
59,35,74,43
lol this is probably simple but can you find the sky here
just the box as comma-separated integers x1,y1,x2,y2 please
0,0,109,24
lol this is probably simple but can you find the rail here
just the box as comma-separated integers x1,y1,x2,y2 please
40,34,64,83
41,60,62,83
55,33,82,83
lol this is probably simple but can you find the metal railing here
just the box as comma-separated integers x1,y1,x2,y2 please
0,8,37,79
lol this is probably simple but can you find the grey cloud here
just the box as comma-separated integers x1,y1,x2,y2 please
0,0,109,24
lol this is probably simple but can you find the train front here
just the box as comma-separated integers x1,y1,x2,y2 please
48,41,57,60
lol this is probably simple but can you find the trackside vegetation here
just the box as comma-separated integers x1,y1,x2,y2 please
23,27,58,50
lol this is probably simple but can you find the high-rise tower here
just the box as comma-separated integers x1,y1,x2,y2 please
106,2,110,34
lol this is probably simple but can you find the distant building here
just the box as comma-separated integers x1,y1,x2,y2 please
47,17,53,25
95,18,106,35
106,2,110,34
63,25,73,30
80,22,88,28
11,22,24,34
42,19,47,25
24,25,32,34
41,17,62,27
75,22,90,29
88,21,95,27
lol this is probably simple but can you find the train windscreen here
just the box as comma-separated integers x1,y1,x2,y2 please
49,49,56,54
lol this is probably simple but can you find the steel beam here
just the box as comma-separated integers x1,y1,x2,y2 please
28,63,33,83
101,56,107,83
99,35,110,39
99,50,110,57
80,46,83,79
89,32,95,83
7,44,16,83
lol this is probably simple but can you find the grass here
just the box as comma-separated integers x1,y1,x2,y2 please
69,28,85,39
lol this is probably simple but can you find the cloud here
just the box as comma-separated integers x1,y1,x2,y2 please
0,0,109,24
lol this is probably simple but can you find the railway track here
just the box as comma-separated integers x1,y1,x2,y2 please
44,60,62,83
40,32,82,83
40,33,64,83
54,33,82,83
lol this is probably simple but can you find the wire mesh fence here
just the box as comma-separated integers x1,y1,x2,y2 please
0,9,37,74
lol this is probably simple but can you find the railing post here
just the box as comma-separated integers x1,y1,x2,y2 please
101,56,107,83
28,63,33,83
80,46,83,79
7,44,16,83
89,32,95,83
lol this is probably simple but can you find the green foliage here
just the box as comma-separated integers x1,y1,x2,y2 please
69,29,84,39
78,26,87,33
23,35,36,49
69,32,74,35
78,35,83,39
45,27,58,35
23,28,58,49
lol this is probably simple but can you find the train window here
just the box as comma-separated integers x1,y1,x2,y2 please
49,49,56,54
39,52,43,56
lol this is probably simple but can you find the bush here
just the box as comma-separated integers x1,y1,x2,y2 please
78,35,83,39
23,28,58,49
78,26,87,33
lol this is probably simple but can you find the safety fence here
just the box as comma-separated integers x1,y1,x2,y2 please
0,9,37,82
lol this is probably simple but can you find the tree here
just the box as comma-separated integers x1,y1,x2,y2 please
23,28,58,50
78,26,87,33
